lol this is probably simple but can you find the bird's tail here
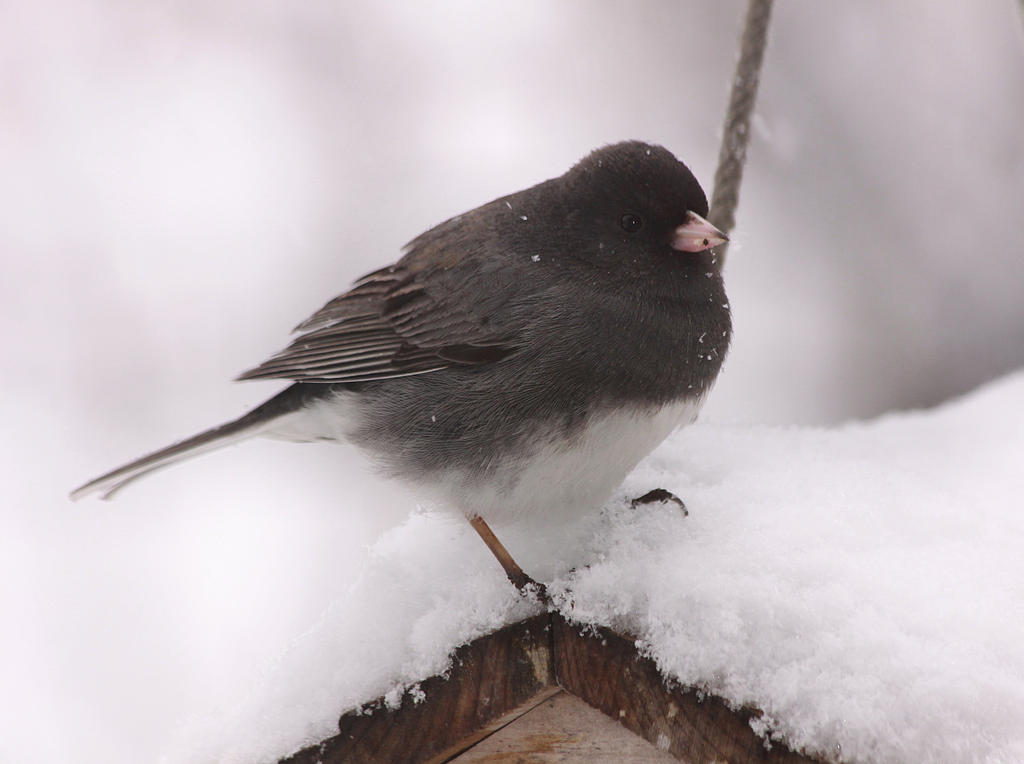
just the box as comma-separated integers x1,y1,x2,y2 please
70,384,325,501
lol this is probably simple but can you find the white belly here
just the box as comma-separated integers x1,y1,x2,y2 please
269,392,703,525
430,398,704,525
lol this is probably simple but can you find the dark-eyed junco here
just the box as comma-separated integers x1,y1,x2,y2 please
72,141,731,594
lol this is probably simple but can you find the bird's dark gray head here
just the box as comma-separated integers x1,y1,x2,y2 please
501,141,725,277
565,141,709,219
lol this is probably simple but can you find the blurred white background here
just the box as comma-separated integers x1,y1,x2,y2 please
2,1,1022,762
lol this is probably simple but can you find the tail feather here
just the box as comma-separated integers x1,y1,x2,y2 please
70,384,327,500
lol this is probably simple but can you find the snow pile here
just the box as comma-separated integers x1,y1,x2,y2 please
556,371,1024,763
161,513,543,763
169,371,1024,764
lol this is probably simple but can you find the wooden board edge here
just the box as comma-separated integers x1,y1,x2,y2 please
278,613,554,764
277,612,832,764
551,614,826,763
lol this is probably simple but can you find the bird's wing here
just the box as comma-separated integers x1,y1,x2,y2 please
237,236,523,384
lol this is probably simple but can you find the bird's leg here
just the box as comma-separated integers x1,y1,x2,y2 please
468,515,548,603
630,488,688,516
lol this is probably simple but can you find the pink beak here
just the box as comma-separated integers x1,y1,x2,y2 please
671,211,728,253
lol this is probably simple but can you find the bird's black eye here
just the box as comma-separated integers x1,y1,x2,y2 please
620,213,643,233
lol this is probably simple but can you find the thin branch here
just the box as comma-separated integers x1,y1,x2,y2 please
708,0,774,267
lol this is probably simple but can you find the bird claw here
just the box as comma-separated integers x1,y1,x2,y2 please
630,488,688,516
509,572,549,605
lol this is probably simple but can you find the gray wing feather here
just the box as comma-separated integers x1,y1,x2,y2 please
237,240,520,384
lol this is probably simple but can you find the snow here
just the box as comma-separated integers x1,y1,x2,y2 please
161,511,541,763
556,371,1024,763
156,373,1024,763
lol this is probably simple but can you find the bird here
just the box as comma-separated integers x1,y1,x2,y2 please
71,141,731,596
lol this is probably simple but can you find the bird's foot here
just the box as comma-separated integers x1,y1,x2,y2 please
468,515,549,606
509,571,549,605
630,488,688,516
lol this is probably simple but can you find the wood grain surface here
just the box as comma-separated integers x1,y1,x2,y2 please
552,615,819,763
280,615,553,764
279,614,825,764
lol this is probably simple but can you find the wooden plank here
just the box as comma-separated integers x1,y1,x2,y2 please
423,686,561,764
278,613,824,764
451,689,681,763
551,615,818,763
279,614,553,764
